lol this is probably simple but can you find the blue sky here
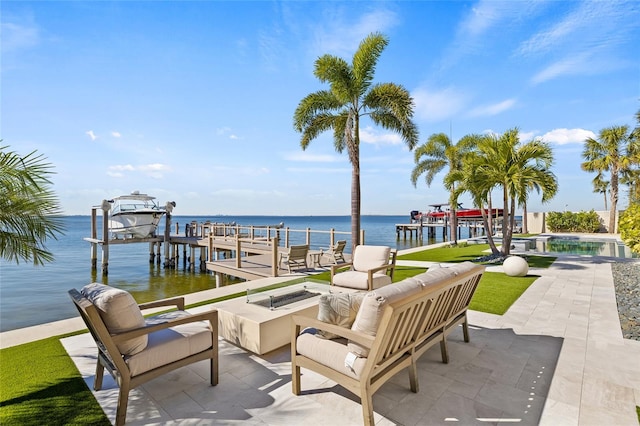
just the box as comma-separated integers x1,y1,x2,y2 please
3,1,639,216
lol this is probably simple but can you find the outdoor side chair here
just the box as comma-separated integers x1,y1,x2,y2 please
69,283,218,426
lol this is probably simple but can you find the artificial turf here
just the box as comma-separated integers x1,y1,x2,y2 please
0,335,110,426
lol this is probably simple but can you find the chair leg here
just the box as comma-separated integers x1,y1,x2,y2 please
210,357,218,386
361,389,375,426
115,382,130,426
292,363,301,395
408,359,419,393
94,359,105,391
440,336,449,364
462,316,470,342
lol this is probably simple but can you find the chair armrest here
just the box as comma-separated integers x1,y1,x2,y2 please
291,315,375,348
138,296,185,311
112,309,218,342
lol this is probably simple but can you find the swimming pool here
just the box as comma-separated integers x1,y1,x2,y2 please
468,234,637,258
523,235,637,258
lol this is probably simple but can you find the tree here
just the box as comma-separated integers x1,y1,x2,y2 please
581,125,635,233
591,173,609,210
0,144,64,264
451,129,557,256
294,32,418,250
411,133,477,244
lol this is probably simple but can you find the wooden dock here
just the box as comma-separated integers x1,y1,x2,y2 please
85,207,354,281
395,218,493,241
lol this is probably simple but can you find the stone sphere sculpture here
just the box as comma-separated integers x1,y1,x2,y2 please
503,256,529,277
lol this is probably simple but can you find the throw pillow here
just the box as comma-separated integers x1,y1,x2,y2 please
316,292,365,339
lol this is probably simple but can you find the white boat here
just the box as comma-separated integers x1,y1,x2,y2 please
108,191,175,238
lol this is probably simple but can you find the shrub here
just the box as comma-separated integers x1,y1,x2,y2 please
546,210,601,232
619,203,640,254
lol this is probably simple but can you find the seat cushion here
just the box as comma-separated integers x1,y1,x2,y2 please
352,245,391,272
348,278,423,357
332,271,392,290
81,283,147,355
296,333,367,379
316,292,365,339
125,311,213,376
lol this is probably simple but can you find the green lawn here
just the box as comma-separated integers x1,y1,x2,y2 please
0,247,551,425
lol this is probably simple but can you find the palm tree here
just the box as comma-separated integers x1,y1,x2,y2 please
581,125,634,233
294,32,418,249
591,173,609,210
0,144,64,264
445,143,501,254
453,129,557,256
411,133,477,244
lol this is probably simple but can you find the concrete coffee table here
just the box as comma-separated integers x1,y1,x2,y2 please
216,281,331,355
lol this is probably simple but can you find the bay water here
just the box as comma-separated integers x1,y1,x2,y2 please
0,215,464,332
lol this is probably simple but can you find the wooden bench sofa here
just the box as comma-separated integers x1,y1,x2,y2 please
291,261,485,425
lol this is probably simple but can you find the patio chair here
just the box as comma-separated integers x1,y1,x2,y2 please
320,239,347,265
69,283,218,426
330,245,396,291
279,244,309,273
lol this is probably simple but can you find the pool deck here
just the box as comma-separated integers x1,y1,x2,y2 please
1,249,639,425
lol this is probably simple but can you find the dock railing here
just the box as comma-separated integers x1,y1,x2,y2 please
201,224,363,278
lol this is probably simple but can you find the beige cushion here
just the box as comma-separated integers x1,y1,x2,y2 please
412,261,478,289
126,311,213,376
316,292,365,339
348,278,423,357
352,245,391,272
296,333,367,379
81,283,147,355
332,271,392,290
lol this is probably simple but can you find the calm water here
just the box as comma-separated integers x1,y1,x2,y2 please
0,215,463,332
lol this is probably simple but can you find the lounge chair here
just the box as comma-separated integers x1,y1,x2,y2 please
330,245,396,291
320,239,347,265
69,283,218,426
279,244,309,273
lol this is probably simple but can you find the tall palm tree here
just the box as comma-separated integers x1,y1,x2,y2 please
294,32,418,249
581,125,634,233
411,133,477,244
455,129,557,256
0,144,64,264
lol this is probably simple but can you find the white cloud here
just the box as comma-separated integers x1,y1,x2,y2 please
107,163,171,179
531,53,589,84
539,128,596,145
111,131,121,138
311,8,399,56
518,131,537,142
412,86,468,122
468,99,516,117
86,130,97,141
216,127,240,140
360,126,402,146
1,22,39,52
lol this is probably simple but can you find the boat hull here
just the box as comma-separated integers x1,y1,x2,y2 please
109,210,164,238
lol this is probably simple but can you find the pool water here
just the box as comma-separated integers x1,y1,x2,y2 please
523,236,637,258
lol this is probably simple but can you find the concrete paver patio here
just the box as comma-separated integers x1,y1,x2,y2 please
56,254,640,425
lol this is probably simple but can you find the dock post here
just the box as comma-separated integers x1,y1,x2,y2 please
90,207,98,270
272,237,279,277
164,207,172,268
149,242,155,263
100,200,110,276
